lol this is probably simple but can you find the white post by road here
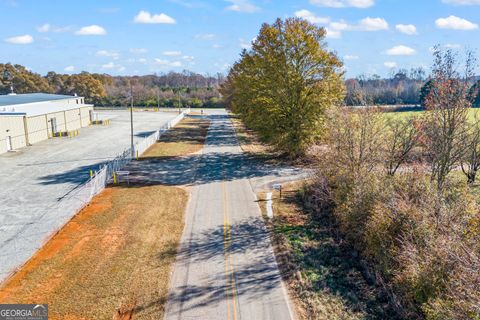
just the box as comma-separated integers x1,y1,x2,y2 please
266,192,273,218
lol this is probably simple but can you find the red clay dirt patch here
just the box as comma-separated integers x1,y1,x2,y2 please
0,185,187,320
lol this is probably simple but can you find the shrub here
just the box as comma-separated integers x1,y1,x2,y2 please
315,147,480,318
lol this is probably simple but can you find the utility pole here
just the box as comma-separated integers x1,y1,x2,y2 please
177,90,181,114
130,81,134,158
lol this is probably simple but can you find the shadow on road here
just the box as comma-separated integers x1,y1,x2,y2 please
35,115,303,188
165,217,284,313
126,152,293,186
36,161,110,187
135,130,157,138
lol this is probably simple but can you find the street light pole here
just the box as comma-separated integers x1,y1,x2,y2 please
130,81,134,158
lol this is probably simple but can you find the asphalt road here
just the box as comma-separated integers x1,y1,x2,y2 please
164,112,296,320
0,110,178,281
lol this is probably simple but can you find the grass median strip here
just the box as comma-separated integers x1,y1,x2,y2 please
230,115,271,156
142,117,210,158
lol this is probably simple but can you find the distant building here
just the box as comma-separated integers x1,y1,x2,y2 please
0,93,94,154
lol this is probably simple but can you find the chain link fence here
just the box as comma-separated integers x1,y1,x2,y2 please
0,109,190,282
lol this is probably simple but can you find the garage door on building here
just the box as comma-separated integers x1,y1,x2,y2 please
26,114,48,144
65,109,82,131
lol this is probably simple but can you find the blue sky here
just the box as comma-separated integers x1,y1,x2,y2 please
0,0,479,78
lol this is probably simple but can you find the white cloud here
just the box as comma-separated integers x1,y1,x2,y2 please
134,10,176,24
5,34,33,44
101,62,116,69
435,15,478,30
75,25,107,35
310,0,374,8
96,50,120,60
344,55,359,60
101,62,126,72
214,62,232,71
138,58,147,63
169,0,207,8
37,23,50,32
37,23,71,33
429,43,463,53
357,17,389,31
384,61,397,68
330,21,350,31
325,27,342,38
396,24,417,35
182,55,195,66
442,0,480,5
226,0,260,13
386,45,416,56
240,38,255,49
213,44,222,48
294,9,330,24
162,50,182,56
169,61,182,67
327,17,388,37
154,58,183,68
155,59,169,65
64,66,75,72
195,33,216,40
130,48,148,54
445,43,462,48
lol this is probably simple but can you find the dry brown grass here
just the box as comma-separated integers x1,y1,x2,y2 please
230,115,271,155
230,115,315,167
142,117,210,158
257,181,396,320
188,111,204,116
0,186,188,320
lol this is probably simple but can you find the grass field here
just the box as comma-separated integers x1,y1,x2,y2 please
0,117,211,320
141,117,210,158
0,186,187,320
385,107,480,121
257,183,397,320
230,115,272,155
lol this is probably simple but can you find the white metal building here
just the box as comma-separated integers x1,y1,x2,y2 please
0,93,94,154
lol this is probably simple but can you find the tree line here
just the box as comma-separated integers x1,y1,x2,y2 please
346,67,480,108
345,69,426,105
0,63,224,108
2,62,478,111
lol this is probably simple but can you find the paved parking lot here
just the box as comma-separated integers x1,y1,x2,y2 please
0,110,178,280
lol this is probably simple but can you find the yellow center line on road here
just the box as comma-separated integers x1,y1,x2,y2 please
222,181,238,320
